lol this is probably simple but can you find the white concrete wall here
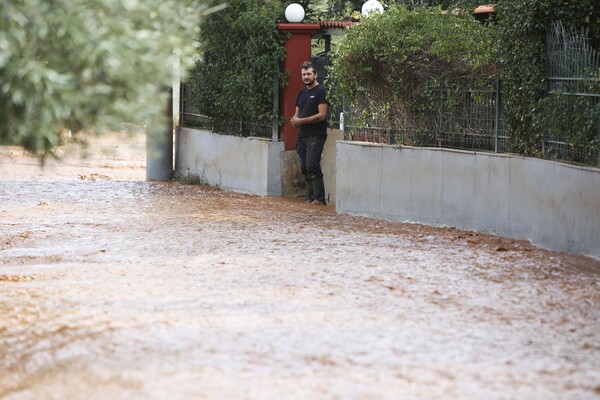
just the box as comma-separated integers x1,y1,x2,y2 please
173,127,599,258
336,141,600,259
175,127,283,196
323,129,343,204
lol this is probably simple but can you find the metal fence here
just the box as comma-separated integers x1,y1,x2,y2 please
179,81,273,139
311,48,511,154
179,21,599,167
333,78,509,153
325,21,599,167
544,21,600,166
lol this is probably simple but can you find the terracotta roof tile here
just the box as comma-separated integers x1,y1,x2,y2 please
318,20,359,30
473,4,495,15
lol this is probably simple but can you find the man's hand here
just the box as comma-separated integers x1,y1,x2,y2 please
290,116,302,128
291,103,327,128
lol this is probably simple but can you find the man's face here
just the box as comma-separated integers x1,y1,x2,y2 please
301,68,317,86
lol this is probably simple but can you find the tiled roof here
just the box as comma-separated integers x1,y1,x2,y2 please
473,4,495,15
318,20,359,30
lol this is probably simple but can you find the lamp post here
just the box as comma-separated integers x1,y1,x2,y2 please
361,0,383,17
285,3,305,23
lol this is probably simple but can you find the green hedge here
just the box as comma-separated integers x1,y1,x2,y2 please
328,5,498,127
188,0,287,133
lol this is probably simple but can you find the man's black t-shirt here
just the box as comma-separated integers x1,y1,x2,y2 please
296,84,328,138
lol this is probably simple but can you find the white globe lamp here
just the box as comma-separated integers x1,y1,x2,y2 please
362,0,384,17
285,3,305,23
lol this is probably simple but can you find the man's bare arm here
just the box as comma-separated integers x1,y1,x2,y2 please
290,103,328,127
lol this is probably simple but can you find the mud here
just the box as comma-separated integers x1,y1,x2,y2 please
1,133,600,399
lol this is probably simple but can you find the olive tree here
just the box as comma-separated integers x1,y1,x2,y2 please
0,0,204,157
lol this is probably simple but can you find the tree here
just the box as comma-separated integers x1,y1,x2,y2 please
324,0,458,20
0,0,204,157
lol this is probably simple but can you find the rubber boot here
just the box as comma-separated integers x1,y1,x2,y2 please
304,176,314,203
311,175,326,205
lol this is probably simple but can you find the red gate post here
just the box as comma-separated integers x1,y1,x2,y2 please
277,23,321,151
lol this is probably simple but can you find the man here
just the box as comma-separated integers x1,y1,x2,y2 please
290,61,329,205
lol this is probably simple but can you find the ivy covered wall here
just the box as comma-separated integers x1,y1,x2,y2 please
495,0,599,155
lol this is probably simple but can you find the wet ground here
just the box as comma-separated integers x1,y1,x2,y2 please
1,133,600,399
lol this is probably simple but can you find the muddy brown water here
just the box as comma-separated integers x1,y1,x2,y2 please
1,134,600,399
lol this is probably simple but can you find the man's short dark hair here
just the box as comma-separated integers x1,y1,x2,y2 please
301,61,316,72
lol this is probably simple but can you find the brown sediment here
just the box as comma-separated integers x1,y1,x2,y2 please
1,132,599,399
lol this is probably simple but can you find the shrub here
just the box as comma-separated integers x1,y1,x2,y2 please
328,5,498,130
188,0,287,133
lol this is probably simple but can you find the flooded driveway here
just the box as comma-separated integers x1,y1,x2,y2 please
1,133,600,399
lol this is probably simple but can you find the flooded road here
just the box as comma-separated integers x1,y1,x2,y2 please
1,133,600,399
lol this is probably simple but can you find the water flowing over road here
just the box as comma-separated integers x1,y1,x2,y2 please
1,133,600,399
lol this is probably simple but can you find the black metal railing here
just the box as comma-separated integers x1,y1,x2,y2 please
544,21,600,166
332,78,510,154
179,82,273,139
179,21,599,167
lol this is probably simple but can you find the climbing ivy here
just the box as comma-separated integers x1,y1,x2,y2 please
495,0,600,155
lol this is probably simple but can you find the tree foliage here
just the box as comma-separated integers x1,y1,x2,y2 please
0,0,203,157
187,0,286,132
324,0,457,21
